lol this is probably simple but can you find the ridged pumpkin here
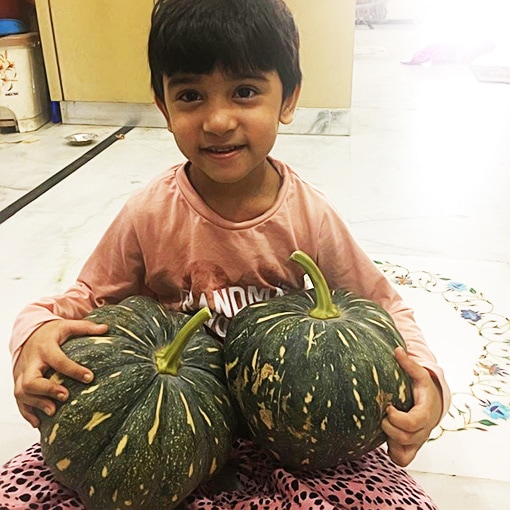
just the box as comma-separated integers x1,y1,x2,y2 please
36,296,237,510
225,251,414,470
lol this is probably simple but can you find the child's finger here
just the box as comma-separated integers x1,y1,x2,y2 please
58,320,108,345
383,412,413,443
47,348,94,384
15,375,60,420
394,347,429,383
386,439,418,467
385,405,429,439
17,402,40,428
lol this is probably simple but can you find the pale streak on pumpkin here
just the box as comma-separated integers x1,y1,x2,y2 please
225,357,239,376
179,391,196,434
56,458,71,471
256,311,295,324
198,406,212,427
188,463,194,477
181,375,197,387
353,414,363,429
115,325,147,345
365,318,388,330
353,388,365,411
372,366,380,387
102,465,109,478
115,434,129,456
83,412,112,431
398,381,408,403
121,349,151,361
344,327,359,344
206,347,219,353
269,448,281,460
306,323,315,357
80,384,100,395
336,316,354,340
148,383,165,445
92,337,114,345
263,317,290,337
109,371,122,378
258,403,274,429
242,366,250,387
112,489,118,502
49,373,64,385
251,348,259,370
48,423,59,445
209,457,218,475
252,363,277,394
89,486,95,497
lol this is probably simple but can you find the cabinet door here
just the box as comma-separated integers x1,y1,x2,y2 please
286,0,355,109
49,0,154,103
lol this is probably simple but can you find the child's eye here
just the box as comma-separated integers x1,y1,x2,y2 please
235,87,257,99
178,90,201,102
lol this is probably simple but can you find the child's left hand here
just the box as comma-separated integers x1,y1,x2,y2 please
382,346,443,467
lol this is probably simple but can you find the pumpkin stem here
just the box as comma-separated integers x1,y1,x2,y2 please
156,307,212,375
290,250,341,320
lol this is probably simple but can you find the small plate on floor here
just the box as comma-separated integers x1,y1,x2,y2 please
65,133,98,146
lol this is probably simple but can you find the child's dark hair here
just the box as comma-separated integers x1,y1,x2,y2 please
148,0,302,102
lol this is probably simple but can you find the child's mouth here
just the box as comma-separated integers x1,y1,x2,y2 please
205,145,243,155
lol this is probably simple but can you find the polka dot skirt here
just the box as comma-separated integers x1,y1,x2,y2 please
0,440,437,509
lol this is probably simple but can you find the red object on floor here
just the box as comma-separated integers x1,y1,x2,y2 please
0,0,22,19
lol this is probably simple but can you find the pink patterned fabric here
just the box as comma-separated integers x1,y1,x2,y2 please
0,440,437,509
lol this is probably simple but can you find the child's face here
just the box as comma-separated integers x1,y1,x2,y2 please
155,69,299,186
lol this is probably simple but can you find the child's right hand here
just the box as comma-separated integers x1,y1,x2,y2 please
13,319,108,427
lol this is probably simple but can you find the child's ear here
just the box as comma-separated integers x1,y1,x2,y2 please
155,95,173,132
279,85,301,125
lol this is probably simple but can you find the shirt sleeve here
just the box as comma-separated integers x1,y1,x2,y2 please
316,206,451,418
9,199,150,363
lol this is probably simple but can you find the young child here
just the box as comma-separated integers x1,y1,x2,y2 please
1,0,450,508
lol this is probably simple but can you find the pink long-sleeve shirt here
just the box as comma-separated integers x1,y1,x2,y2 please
10,158,450,413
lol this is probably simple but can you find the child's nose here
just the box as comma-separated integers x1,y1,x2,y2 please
202,105,238,135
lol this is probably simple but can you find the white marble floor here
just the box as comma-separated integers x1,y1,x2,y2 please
1,23,509,509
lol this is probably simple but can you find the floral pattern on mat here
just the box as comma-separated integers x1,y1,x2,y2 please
375,260,510,440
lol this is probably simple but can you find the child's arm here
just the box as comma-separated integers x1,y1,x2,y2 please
13,319,108,427
10,199,147,425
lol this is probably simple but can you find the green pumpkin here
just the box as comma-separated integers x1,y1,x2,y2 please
37,296,237,510
225,251,414,471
